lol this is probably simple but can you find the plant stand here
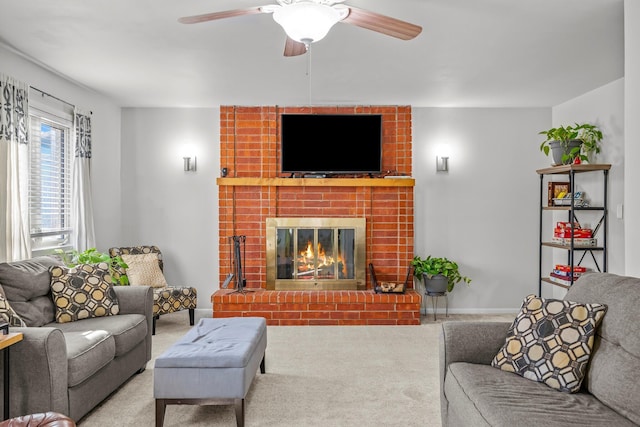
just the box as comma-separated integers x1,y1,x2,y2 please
424,290,448,321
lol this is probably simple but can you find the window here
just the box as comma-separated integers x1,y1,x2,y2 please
28,96,73,253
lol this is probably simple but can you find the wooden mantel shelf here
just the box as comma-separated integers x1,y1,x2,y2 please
216,177,415,187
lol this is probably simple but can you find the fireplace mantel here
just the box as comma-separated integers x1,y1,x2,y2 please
217,177,415,187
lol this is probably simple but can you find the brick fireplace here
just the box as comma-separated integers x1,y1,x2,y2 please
212,105,421,325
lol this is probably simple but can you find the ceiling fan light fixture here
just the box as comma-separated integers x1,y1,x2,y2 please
272,3,347,44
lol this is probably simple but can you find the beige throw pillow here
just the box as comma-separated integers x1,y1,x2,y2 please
121,253,168,288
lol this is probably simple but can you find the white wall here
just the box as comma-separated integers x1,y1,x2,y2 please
547,79,625,298
116,100,624,316
120,108,219,311
625,0,640,276
412,107,550,313
0,43,123,252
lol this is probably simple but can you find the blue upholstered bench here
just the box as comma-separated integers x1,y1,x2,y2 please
154,317,267,427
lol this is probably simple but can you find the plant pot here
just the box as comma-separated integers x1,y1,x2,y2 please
423,274,448,294
550,139,582,165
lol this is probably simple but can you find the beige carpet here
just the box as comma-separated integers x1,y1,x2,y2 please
77,312,513,427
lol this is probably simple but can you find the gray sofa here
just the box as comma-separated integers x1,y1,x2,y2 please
440,272,640,427
0,256,153,422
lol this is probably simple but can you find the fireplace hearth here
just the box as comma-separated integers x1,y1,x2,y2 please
266,217,366,290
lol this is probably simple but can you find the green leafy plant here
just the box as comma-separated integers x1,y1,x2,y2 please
539,123,603,164
411,255,471,292
54,248,129,285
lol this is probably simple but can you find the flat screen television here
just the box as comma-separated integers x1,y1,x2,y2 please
280,114,382,175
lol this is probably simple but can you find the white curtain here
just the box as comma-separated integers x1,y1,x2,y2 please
71,108,95,251
0,74,31,262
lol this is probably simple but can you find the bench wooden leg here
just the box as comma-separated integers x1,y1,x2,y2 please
189,308,195,325
234,398,244,427
260,354,265,374
155,399,166,427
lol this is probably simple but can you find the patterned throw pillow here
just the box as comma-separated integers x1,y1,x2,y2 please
491,294,607,393
49,263,120,323
120,253,168,288
0,286,25,327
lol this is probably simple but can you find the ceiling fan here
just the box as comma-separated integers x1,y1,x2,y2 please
178,0,422,57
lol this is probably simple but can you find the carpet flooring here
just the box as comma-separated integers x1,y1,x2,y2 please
77,312,513,426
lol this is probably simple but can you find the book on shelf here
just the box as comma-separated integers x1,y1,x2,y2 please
548,182,569,207
552,269,584,278
548,272,576,286
551,237,597,247
555,264,588,273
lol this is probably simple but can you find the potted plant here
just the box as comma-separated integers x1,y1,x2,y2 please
411,255,471,293
54,248,129,285
539,123,603,165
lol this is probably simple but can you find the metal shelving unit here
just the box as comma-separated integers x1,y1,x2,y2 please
537,164,611,295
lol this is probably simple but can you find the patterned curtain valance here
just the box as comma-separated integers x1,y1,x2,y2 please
0,74,29,144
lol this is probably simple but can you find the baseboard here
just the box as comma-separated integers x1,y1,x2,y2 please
420,307,518,315
194,308,213,323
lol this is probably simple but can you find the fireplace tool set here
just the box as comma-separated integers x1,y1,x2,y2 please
224,235,253,294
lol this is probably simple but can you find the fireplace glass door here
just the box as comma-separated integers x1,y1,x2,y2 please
267,218,365,290
276,227,356,281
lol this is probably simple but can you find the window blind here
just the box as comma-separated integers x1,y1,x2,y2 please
29,103,73,250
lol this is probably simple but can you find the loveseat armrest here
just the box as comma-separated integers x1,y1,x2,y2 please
113,285,153,317
112,285,153,361
439,321,510,426
440,321,511,367
2,327,69,417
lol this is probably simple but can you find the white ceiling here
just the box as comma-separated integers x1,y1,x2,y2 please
0,0,624,108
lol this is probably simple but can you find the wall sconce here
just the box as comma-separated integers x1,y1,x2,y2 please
436,156,449,172
183,156,197,172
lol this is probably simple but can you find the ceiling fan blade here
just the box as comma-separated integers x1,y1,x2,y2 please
284,37,308,57
178,7,263,24
341,6,422,40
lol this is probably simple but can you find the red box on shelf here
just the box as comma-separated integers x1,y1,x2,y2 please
553,228,593,238
556,221,581,230
555,264,588,273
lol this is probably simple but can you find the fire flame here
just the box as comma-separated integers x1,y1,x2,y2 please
297,240,349,279
298,241,335,275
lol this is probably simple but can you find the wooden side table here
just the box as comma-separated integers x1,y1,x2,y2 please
0,333,23,420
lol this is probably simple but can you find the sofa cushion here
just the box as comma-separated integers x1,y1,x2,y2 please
120,253,168,288
49,313,148,358
445,362,637,427
49,263,120,323
63,330,115,387
491,294,607,393
0,285,25,327
0,255,60,326
153,286,197,316
564,273,640,424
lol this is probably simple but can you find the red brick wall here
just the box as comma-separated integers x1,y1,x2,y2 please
218,105,414,290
